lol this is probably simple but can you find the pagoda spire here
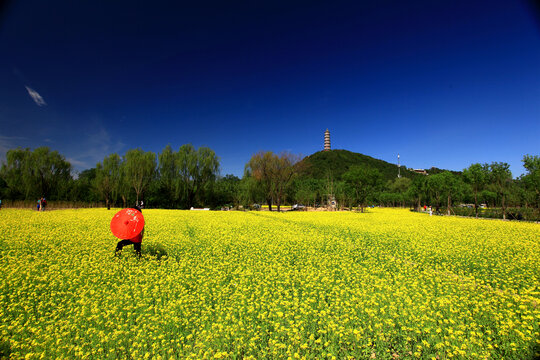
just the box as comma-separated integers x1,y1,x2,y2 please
324,129,331,151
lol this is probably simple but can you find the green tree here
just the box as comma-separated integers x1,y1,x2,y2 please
0,176,7,201
95,153,121,209
213,174,241,209
0,148,33,199
294,178,322,208
480,189,497,208
246,151,277,211
123,149,156,204
389,177,412,207
238,173,263,209
245,151,299,212
407,176,427,211
270,152,299,211
117,161,131,208
439,171,461,215
379,191,402,207
175,144,219,208
488,162,512,220
334,180,355,210
31,147,72,198
158,145,177,208
463,163,488,218
0,147,71,200
521,154,540,209
175,144,195,207
72,168,98,203
342,166,383,212
427,173,445,213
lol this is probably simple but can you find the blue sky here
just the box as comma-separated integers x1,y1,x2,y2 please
1,0,539,177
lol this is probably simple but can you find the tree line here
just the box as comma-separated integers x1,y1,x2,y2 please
0,146,538,220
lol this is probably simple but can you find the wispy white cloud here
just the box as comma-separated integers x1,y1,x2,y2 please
25,86,47,106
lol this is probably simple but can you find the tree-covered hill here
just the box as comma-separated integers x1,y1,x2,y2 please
425,167,462,176
296,149,420,182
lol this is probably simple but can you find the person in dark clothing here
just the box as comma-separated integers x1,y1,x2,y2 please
115,206,144,258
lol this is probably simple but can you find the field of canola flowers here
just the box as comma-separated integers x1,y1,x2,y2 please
0,208,539,359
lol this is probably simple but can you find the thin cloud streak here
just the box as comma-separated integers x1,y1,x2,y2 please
25,86,47,106
66,126,125,173
0,135,27,163
66,157,88,168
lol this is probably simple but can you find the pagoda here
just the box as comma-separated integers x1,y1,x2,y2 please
324,129,331,151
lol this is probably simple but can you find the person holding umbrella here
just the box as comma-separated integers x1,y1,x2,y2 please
111,205,145,258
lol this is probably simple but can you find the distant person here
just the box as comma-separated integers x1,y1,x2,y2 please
139,200,144,209
423,205,427,212
115,205,144,258
0,199,2,210
429,206,433,216
37,198,41,211
41,197,47,211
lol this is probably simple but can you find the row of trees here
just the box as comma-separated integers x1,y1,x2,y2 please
239,153,539,219
93,145,219,209
1,146,539,220
308,159,538,220
0,145,220,209
0,147,72,201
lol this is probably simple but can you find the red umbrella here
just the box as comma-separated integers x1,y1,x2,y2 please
110,208,145,239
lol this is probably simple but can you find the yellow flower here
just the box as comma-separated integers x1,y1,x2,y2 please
0,208,538,359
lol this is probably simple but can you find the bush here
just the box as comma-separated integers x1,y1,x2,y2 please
446,207,540,222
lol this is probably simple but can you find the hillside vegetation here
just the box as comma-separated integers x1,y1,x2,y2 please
297,149,419,181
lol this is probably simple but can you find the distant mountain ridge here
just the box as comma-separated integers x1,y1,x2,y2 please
297,149,420,181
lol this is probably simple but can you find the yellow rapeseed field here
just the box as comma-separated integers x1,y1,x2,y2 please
0,208,538,359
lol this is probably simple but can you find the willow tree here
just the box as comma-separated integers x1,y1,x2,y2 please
0,147,71,199
246,151,299,211
123,149,156,204
270,152,299,211
246,151,276,211
158,145,177,208
175,144,219,208
0,148,34,199
522,154,540,209
488,162,512,220
94,153,121,210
